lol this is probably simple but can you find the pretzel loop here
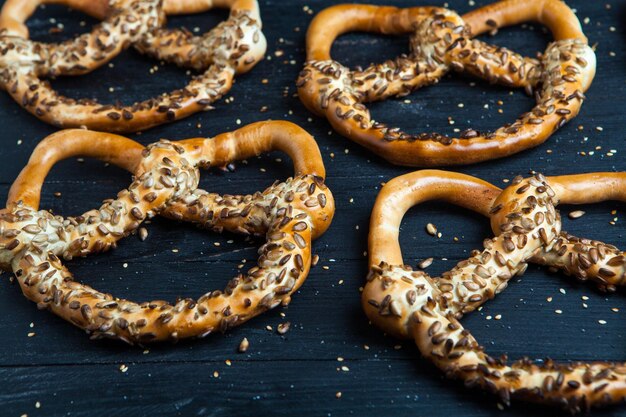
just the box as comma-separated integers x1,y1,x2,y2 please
1,121,334,344
297,0,596,166
0,0,267,132
364,171,626,411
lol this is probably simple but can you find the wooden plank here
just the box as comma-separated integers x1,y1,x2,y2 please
0,0,625,415
6,359,626,417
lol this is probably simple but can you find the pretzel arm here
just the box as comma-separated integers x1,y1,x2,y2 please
7,129,143,210
178,120,326,178
8,66,234,133
409,292,626,410
529,173,626,291
136,0,265,74
369,170,498,268
350,15,540,103
164,191,269,236
349,60,446,102
12,207,312,343
166,121,331,238
305,5,442,62
366,174,552,333
0,0,161,77
462,0,587,41
446,39,540,89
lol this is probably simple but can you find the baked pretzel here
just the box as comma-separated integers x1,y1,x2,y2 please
0,0,266,132
1,121,334,344
364,170,626,411
297,0,596,166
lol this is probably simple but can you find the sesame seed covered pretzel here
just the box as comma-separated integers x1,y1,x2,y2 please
297,0,596,166
364,170,626,411
0,0,266,132
1,121,334,344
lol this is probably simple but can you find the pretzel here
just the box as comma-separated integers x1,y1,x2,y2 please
0,121,334,344
0,0,266,132
297,0,596,166
364,170,626,411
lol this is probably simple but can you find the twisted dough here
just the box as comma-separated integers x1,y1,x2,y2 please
297,0,596,166
0,0,266,132
1,121,335,344
364,170,626,411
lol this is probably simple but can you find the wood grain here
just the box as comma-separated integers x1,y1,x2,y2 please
0,0,625,415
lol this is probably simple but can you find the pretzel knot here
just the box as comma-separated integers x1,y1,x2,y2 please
0,121,334,344
297,0,596,166
364,170,626,411
0,0,267,132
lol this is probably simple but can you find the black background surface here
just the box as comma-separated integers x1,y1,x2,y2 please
0,0,625,416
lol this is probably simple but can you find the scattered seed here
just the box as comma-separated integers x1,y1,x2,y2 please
238,337,249,353
418,258,433,269
569,210,585,219
277,322,291,335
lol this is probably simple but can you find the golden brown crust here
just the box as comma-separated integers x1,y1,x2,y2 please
0,0,266,132
298,0,595,166
364,170,626,411
462,0,587,41
1,121,335,344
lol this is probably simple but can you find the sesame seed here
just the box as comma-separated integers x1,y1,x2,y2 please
569,210,585,219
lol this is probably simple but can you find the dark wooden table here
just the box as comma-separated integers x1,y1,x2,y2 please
1,0,625,415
